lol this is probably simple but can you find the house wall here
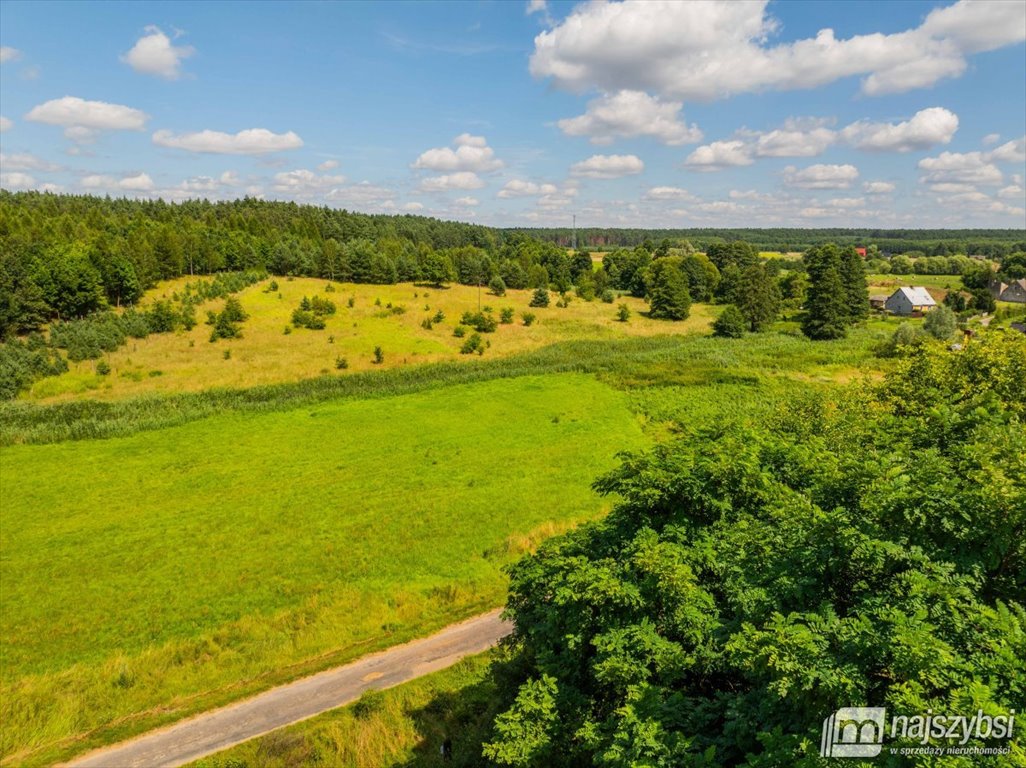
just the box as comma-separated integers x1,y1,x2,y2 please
885,293,914,315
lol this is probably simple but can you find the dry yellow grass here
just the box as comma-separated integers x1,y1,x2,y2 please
26,277,715,402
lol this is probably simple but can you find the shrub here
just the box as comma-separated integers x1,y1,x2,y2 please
522,312,536,327
373,346,384,364
460,311,498,333
556,293,571,308
0,336,68,399
529,288,550,308
601,289,615,304
616,304,631,323
348,296,356,308
460,332,485,355
291,309,326,330
95,361,111,376
712,304,746,338
923,304,958,340
489,275,507,296
433,310,445,323
335,356,348,370
421,318,434,330
500,308,515,324
453,325,466,338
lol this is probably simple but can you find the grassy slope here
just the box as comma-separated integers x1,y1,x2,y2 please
0,373,646,766
25,277,714,403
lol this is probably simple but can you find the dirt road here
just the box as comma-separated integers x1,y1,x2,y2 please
65,609,512,768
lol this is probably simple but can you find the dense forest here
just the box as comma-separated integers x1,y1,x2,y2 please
513,226,1026,256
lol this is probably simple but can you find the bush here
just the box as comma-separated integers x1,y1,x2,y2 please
522,312,536,327
616,304,631,322
335,356,348,370
489,275,507,296
95,361,111,376
420,318,434,330
500,308,515,324
0,337,68,399
529,288,550,308
600,289,615,304
373,346,384,364
923,304,958,340
460,332,485,355
453,325,467,338
460,311,498,333
712,304,746,338
433,310,445,323
291,309,326,330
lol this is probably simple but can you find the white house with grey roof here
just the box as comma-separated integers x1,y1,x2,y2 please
885,287,937,315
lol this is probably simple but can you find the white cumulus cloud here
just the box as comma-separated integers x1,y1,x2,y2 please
918,151,1004,187
317,159,340,171
0,116,11,132
570,154,643,179
840,107,959,152
783,163,859,189
0,47,21,64
272,168,346,194
412,134,503,173
454,196,479,206
1,172,36,189
685,140,754,171
121,26,194,80
557,90,702,146
988,136,1026,164
153,128,303,154
0,152,61,171
418,171,486,191
82,172,155,192
26,96,149,142
863,181,896,194
530,0,1025,100
643,186,698,201
497,179,559,198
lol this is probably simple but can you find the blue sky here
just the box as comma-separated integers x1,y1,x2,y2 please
1,0,1024,228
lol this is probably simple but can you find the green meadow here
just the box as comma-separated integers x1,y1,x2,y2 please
0,373,645,766
0,320,899,766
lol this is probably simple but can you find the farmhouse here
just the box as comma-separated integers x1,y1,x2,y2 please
855,247,867,257
885,286,937,315
988,278,1026,304
869,294,888,310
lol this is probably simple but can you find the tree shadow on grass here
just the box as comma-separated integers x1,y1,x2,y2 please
395,654,521,768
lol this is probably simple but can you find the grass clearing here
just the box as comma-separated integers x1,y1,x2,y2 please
0,373,645,766
866,273,965,301
24,277,714,403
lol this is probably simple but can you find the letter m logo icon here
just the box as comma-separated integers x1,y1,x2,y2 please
821,707,886,758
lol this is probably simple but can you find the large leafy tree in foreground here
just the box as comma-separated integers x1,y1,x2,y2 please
485,333,1025,767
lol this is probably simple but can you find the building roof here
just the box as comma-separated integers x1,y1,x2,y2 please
891,286,936,306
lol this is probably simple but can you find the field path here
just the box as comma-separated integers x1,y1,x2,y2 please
64,609,511,768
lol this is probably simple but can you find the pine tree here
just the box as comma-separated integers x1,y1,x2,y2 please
802,265,849,339
737,264,781,332
839,247,870,323
712,304,746,337
647,259,691,320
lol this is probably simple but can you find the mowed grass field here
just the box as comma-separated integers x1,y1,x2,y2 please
25,277,715,402
865,272,964,301
0,373,646,766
